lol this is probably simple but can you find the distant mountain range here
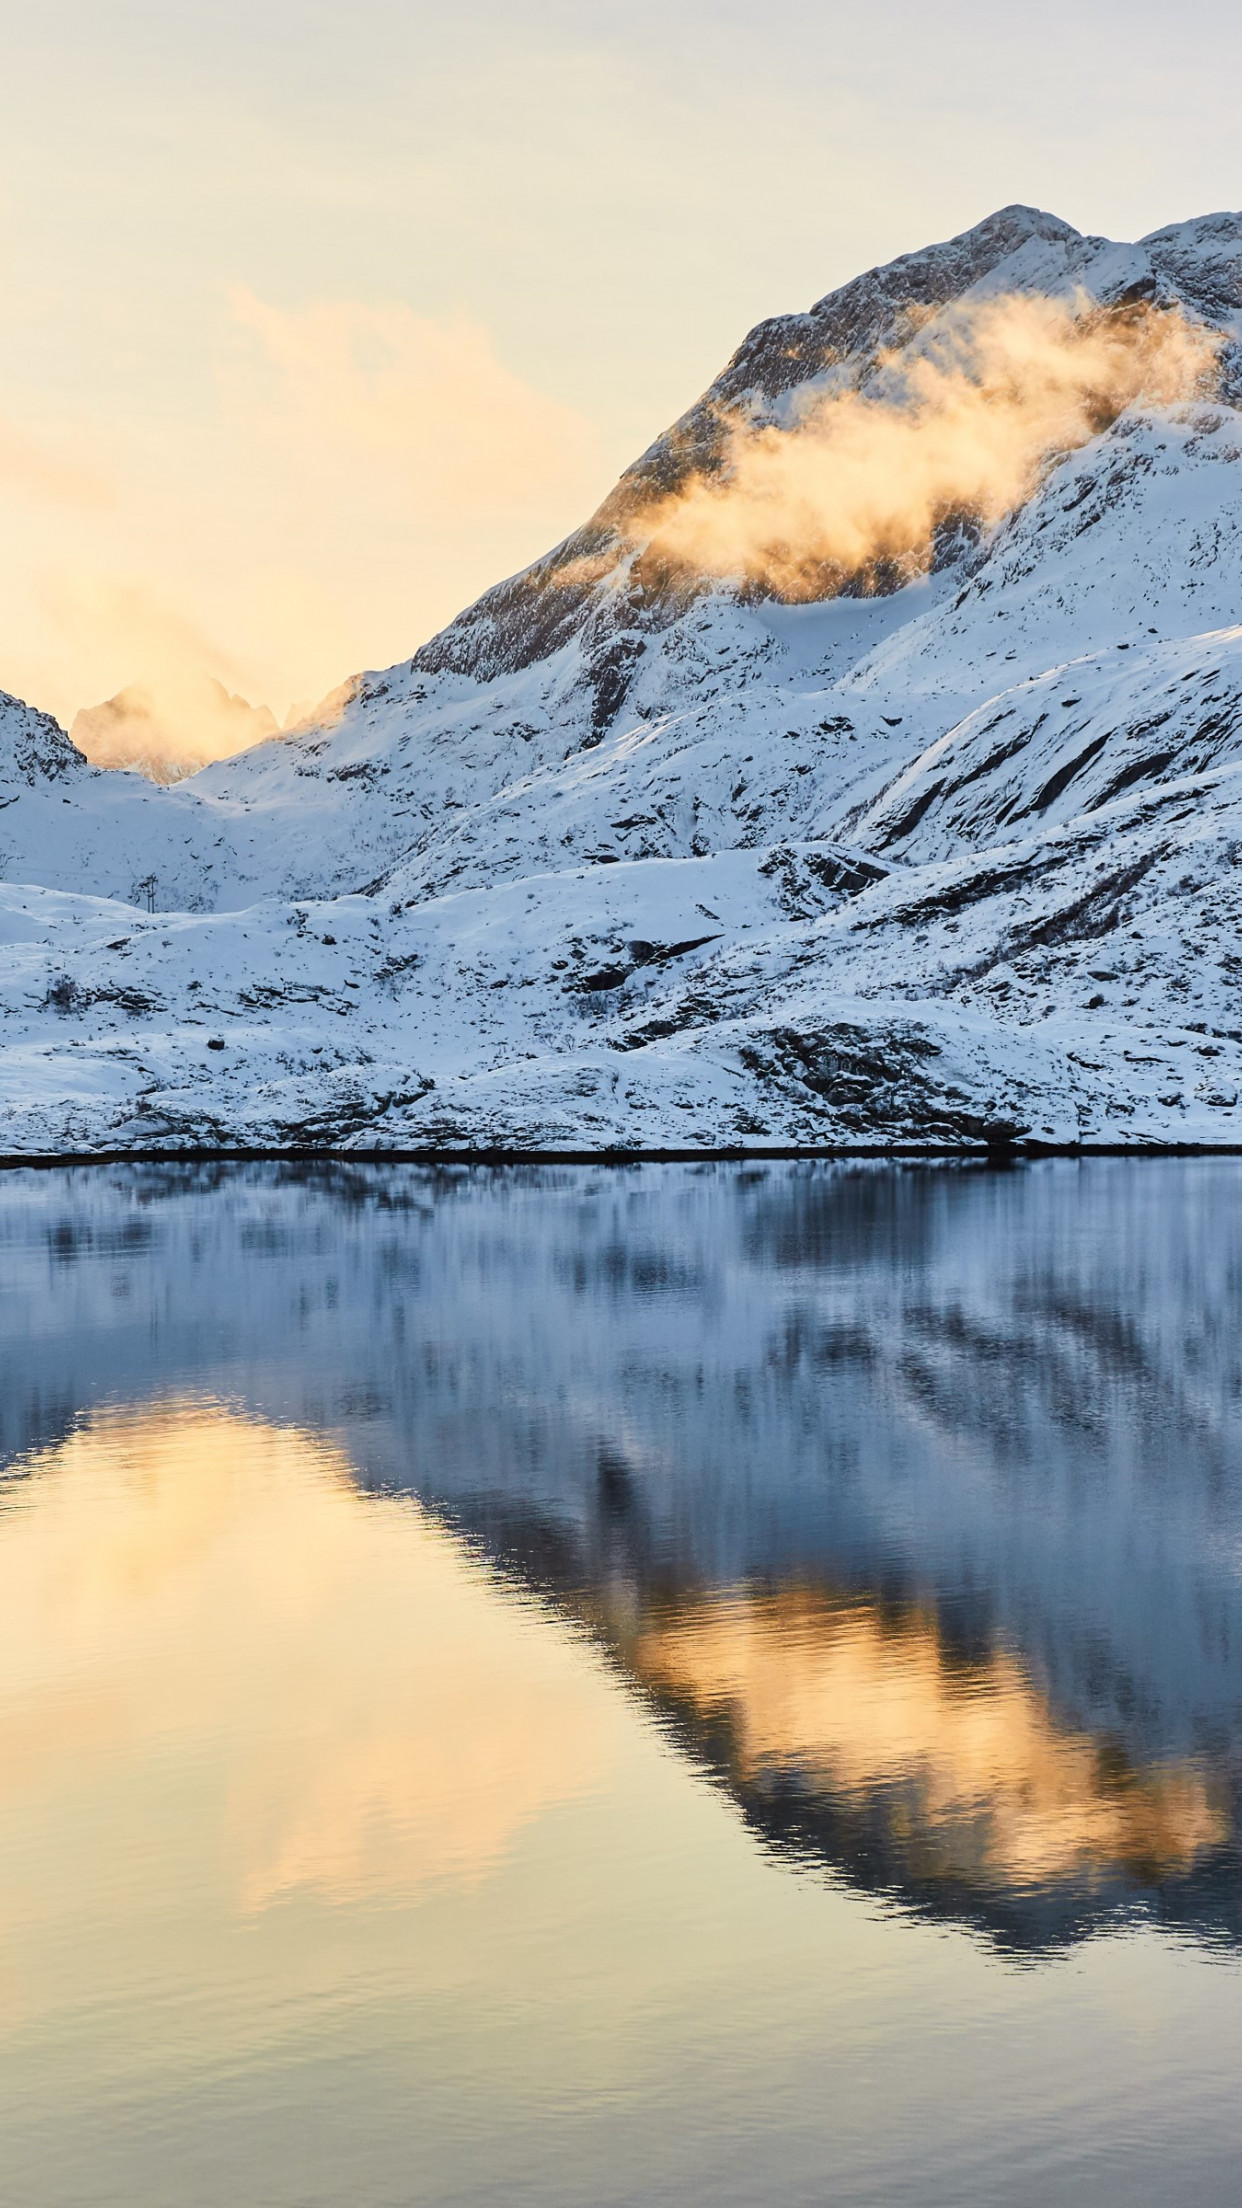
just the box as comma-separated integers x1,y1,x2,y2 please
2,203,1242,1154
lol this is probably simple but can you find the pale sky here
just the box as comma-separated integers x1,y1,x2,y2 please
2,0,1241,739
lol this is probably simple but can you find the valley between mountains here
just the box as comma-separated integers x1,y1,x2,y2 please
4,202,1242,1154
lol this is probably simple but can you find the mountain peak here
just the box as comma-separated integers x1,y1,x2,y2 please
806,202,1082,321
1138,210,1242,318
409,204,1234,695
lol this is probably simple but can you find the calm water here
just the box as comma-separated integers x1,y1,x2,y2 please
1,1159,1241,2206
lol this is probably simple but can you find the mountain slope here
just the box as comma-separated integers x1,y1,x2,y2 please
3,203,1242,1153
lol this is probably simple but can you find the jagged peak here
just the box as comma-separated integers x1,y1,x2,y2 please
0,690,84,782
807,203,1082,319
1139,211,1242,319
1141,209,1242,248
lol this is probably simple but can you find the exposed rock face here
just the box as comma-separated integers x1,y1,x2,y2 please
2,204,1242,1153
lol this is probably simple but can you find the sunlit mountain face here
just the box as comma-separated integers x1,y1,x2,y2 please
2,1156,1241,1957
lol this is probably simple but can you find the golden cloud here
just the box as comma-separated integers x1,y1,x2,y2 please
38,575,279,773
632,294,1223,599
0,298,611,753
0,1404,608,1928
228,288,605,520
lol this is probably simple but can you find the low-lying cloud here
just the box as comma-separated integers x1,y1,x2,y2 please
71,676,279,782
228,289,605,521
44,575,280,778
631,295,1223,598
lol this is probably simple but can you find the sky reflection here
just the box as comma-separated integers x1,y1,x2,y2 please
0,1403,609,1998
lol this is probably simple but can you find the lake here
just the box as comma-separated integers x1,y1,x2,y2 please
1,1158,1240,2206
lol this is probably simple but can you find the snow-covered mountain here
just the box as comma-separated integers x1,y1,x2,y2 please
3,202,1242,1154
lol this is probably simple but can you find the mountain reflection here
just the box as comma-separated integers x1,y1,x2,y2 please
2,1158,1242,1955
629,1590,1226,1914
441,1493,1242,1952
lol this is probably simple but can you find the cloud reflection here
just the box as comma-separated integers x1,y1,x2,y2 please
0,1403,606,1917
628,1589,1226,1900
